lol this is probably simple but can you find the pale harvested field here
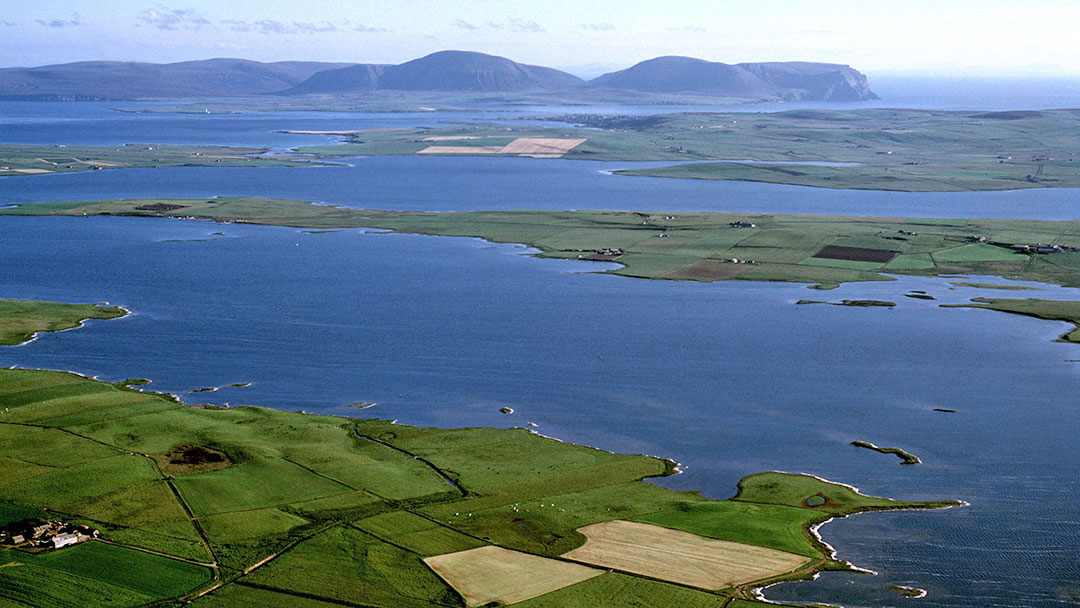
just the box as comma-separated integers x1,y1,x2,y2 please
418,145,505,154
424,545,602,607
500,138,587,156
422,135,489,142
418,137,587,158
562,520,811,590
10,169,52,174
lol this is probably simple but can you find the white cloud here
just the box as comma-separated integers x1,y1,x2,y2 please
140,8,212,31
580,22,615,31
36,13,81,28
486,18,544,33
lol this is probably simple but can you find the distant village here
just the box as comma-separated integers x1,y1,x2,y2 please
1,518,100,551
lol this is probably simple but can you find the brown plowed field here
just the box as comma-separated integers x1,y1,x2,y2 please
812,245,899,263
662,261,749,281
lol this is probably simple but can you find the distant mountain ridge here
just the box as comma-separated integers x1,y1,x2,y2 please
590,56,877,101
0,58,352,100
0,51,877,101
284,51,585,95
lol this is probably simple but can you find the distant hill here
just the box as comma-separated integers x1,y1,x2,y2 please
0,52,876,101
283,64,389,95
590,56,877,101
0,58,352,100
283,51,586,94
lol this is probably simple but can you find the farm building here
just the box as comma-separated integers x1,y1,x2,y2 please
51,533,79,549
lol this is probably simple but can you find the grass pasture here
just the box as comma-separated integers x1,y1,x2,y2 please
0,560,155,608
733,472,958,514
17,540,211,600
353,510,484,557
424,545,603,607
635,501,824,558
509,572,726,608
244,525,460,608
562,520,811,590
191,583,359,608
199,507,310,542
1,454,158,508
173,458,351,516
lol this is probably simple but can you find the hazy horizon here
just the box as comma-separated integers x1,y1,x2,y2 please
2,0,1079,78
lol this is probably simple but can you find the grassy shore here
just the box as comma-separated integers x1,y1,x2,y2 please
0,144,321,178
0,305,959,607
942,297,1080,343
0,299,127,346
7,197,1080,290
292,108,1080,192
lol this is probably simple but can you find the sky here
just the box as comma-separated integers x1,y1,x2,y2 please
2,0,1079,78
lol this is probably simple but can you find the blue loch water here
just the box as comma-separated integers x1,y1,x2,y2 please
2,96,1079,606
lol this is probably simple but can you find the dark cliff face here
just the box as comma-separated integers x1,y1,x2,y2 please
737,62,879,101
590,56,878,101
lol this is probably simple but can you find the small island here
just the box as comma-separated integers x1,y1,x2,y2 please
796,300,897,308
851,441,922,465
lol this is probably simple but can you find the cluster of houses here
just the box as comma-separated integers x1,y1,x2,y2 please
1,519,99,551
729,220,757,228
1011,243,1073,254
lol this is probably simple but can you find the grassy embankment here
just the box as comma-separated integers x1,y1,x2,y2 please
293,108,1080,192
0,144,321,177
0,299,127,346
7,197,1080,290
0,303,958,607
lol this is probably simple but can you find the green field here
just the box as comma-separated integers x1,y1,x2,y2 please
0,144,320,177
289,108,1080,192
635,501,824,557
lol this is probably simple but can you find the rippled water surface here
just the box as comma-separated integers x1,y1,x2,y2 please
2,98,1079,607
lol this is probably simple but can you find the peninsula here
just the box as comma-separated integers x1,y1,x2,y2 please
0,145,321,178
0,300,959,607
5,198,1080,291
